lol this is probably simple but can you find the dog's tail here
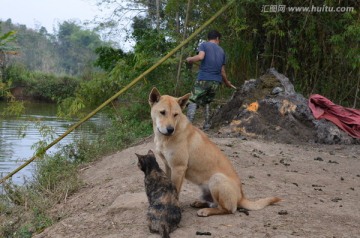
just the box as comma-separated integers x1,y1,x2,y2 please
238,197,281,211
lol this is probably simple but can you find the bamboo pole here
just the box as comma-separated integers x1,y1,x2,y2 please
0,0,235,184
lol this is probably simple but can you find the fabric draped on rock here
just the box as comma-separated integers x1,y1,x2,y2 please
308,94,360,139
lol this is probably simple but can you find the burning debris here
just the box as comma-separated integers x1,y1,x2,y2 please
211,68,359,145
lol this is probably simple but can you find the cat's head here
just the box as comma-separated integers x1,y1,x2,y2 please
135,150,160,174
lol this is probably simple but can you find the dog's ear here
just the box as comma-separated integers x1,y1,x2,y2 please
149,87,161,106
177,93,191,110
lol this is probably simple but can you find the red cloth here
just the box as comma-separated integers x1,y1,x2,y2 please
308,94,360,138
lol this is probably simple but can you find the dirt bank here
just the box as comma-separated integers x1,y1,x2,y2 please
34,136,359,238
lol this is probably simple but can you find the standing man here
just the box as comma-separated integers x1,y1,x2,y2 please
186,30,236,130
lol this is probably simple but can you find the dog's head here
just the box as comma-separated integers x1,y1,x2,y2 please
149,87,190,136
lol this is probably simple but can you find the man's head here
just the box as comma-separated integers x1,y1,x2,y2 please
207,30,222,41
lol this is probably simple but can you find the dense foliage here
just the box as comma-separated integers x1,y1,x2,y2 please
0,19,105,77
89,0,359,107
0,19,108,102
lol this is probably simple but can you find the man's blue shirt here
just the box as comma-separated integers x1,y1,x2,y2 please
197,42,226,83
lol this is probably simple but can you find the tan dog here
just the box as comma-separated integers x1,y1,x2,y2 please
149,87,281,217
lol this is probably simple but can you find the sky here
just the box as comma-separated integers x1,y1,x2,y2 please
0,0,135,50
0,0,103,33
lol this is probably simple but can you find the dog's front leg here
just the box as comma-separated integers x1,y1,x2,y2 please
157,152,171,178
168,151,189,194
171,165,187,195
164,164,171,178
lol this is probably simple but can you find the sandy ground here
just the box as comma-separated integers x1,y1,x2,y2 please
33,135,360,238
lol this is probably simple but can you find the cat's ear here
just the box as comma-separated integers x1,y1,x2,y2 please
148,150,155,156
135,153,142,169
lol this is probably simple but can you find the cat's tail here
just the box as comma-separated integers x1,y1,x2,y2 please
159,223,170,238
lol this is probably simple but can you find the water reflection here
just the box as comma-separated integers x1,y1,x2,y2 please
0,102,105,185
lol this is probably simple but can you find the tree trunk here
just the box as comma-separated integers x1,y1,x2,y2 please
175,0,192,94
156,0,160,31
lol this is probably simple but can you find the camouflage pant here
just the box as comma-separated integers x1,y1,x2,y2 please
189,80,220,106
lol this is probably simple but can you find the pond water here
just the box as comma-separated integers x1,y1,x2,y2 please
0,102,105,185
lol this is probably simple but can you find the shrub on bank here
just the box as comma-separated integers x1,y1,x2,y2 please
4,64,81,102
26,73,81,102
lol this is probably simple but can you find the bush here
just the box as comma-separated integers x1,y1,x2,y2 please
3,64,81,102
26,73,81,102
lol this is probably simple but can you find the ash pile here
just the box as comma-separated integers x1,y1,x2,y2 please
211,68,359,145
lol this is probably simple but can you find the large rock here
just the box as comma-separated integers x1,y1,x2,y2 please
211,68,359,144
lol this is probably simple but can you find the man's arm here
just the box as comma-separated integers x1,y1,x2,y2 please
221,65,236,89
186,51,205,63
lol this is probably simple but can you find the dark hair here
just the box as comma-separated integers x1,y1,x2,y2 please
207,30,222,40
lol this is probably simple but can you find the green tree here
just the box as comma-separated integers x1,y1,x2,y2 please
0,26,24,115
56,21,104,75
94,46,127,71
0,28,17,82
